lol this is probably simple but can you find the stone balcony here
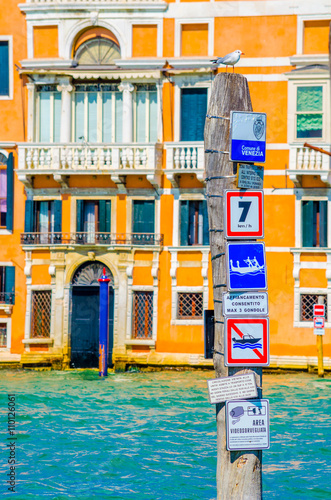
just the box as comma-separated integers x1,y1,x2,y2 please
164,142,205,187
288,144,331,186
17,143,162,189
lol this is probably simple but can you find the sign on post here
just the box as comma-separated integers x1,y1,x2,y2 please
236,163,264,190
207,373,258,404
314,316,325,335
230,111,267,163
226,399,270,451
226,242,267,291
225,317,269,367
313,304,325,317
223,292,268,317
225,190,264,239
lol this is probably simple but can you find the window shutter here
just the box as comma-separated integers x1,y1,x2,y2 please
0,41,9,96
106,201,111,232
180,200,189,246
76,200,84,232
181,88,207,141
54,200,62,233
99,200,106,233
5,266,15,305
132,201,141,233
302,201,314,247
24,200,34,233
320,201,328,247
144,201,155,233
6,153,13,231
202,199,209,245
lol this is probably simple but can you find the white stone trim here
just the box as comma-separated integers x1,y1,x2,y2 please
28,21,60,59
127,195,160,234
0,36,13,101
71,195,117,233
296,13,331,55
294,286,331,328
24,285,55,343
171,286,204,325
128,19,163,59
0,318,12,351
174,18,214,58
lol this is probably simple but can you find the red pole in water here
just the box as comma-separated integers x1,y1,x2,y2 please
98,267,110,377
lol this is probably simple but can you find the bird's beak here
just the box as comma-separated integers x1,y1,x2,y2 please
241,52,245,56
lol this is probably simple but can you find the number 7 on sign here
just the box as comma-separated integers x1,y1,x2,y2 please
225,190,264,239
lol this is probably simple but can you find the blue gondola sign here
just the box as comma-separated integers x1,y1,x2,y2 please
226,242,267,291
230,111,267,163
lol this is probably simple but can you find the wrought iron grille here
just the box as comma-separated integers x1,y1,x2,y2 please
300,294,327,321
31,290,52,338
177,293,203,319
132,291,153,339
0,324,7,348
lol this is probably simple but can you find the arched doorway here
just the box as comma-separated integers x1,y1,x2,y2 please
70,261,114,368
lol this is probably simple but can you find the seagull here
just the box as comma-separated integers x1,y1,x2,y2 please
210,50,244,73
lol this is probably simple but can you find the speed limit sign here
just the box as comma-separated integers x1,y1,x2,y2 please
225,190,264,239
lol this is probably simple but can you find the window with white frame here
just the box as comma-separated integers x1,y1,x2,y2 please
36,85,61,142
73,83,123,143
296,86,323,139
300,293,327,321
0,323,7,348
180,199,209,246
134,84,158,143
288,74,329,143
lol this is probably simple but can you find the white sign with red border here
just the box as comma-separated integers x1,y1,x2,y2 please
225,317,269,367
225,190,264,239
313,304,325,317
314,317,325,329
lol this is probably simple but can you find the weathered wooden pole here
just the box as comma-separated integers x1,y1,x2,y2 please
204,73,262,499
317,296,324,378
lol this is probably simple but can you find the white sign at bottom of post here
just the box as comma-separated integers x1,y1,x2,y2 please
226,399,270,451
207,373,258,404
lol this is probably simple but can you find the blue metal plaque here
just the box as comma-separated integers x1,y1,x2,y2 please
226,242,267,291
230,111,267,163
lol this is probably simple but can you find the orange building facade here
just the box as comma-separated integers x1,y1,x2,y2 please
0,0,330,370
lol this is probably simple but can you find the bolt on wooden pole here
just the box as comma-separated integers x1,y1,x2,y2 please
204,73,262,500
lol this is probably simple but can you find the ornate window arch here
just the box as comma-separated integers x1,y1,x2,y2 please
73,28,121,66
72,261,114,287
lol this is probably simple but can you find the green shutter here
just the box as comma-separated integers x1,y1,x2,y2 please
99,200,106,233
76,200,84,232
24,200,34,232
0,41,9,96
202,199,209,245
181,88,208,141
320,201,328,247
5,266,15,304
180,200,189,246
302,201,314,247
6,153,13,231
54,200,62,233
106,201,111,232
132,201,141,233
144,201,155,233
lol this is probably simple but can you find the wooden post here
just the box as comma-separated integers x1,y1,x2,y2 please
317,296,324,378
204,73,262,499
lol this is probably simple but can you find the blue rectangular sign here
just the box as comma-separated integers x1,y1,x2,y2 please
230,111,267,163
226,242,267,291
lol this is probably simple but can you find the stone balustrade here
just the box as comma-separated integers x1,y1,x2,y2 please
288,144,331,186
164,142,205,186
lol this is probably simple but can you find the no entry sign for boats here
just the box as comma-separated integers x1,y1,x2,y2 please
225,317,269,366
225,190,264,239
226,242,267,291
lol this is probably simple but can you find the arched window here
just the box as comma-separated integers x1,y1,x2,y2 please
74,36,120,66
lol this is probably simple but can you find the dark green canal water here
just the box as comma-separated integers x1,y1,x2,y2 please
0,370,330,499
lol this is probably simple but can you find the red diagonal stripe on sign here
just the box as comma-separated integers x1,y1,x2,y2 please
231,323,264,360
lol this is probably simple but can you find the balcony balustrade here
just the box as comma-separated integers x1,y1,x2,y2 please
21,232,163,247
0,293,15,305
288,144,331,186
17,143,162,189
164,142,205,186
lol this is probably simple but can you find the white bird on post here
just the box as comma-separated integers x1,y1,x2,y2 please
210,50,244,73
